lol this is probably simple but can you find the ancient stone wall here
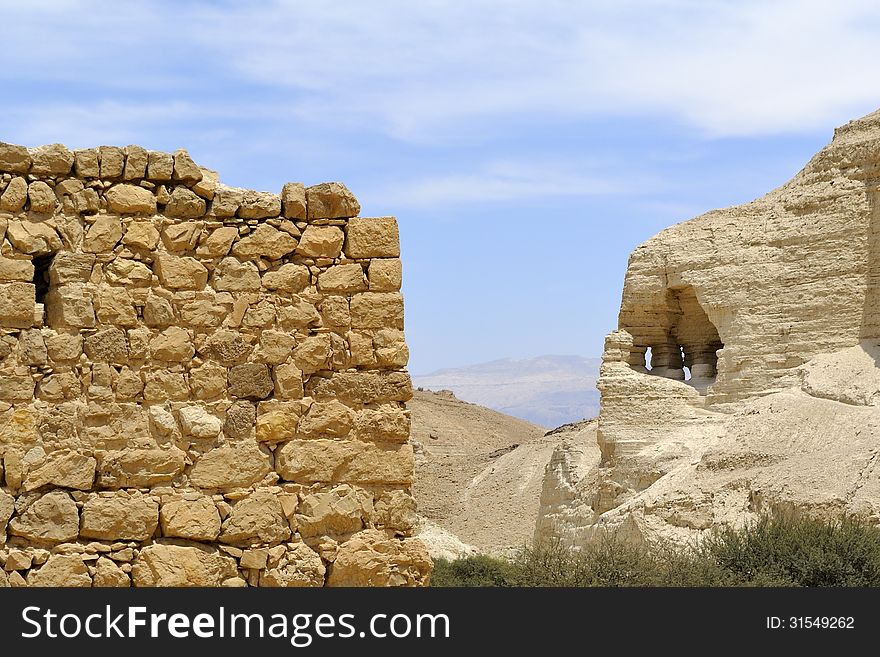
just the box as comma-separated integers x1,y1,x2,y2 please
0,142,430,587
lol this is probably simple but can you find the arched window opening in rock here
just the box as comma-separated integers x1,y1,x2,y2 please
32,253,54,319
626,285,723,391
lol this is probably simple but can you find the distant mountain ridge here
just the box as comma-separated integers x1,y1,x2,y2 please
412,355,601,427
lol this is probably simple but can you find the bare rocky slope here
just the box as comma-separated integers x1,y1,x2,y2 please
535,108,880,548
409,389,565,557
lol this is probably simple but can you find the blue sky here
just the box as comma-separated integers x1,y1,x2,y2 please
3,0,880,373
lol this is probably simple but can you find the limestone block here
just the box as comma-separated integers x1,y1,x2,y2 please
212,186,242,217
306,182,360,219
319,295,351,328
0,142,31,173
93,556,131,587
96,286,138,326
31,143,74,176
5,550,32,571
172,149,203,184
348,331,378,368
74,149,99,177
273,362,304,400
50,253,95,284
345,217,400,258
115,367,144,400
196,226,239,257
277,297,321,330
0,176,27,211
27,554,92,587
46,285,94,328
261,263,310,293
23,450,96,491
105,184,157,214
200,329,253,364
165,186,206,218
0,490,14,544
132,543,237,587
317,263,366,293
8,490,79,544
374,328,409,367
0,371,35,403
228,363,274,400
154,253,208,290
295,225,344,258
6,220,62,255
160,496,222,541
192,167,218,199
79,492,159,541
188,362,228,399
46,331,83,361
27,181,56,214
296,485,371,537
97,448,186,488
143,293,175,326
104,258,153,286
260,542,325,587
98,146,125,178
326,530,430,587
212,256,261,292
143,370,189,401
238,190,282,219
189,443,272,489
281,182,307,219
292,334,332,374
83,215,123,252
36,370,81,402
240,547,269,569
123,221,161,249
179,299,225,327
0,282,35,328
354,406,410,443
298,400,354,438
241,300,276,329
231,224,297,260
220,489,291,546
84,327,128,363
123,144,149,180
275,439,414,484
374,489,418,534
162,222,201,252
254,329,295,365
147,150,174,181
368,258,402,291
305,370,413,404
350,292,404,329
178,406,222,438
255,404,301,443
223,401,256,439
150,326,195,361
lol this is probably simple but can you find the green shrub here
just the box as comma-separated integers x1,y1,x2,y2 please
429,511,880,587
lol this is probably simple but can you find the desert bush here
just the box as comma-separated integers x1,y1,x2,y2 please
430,511,880,587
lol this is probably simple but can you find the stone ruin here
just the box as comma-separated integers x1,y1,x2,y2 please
0,142,430,587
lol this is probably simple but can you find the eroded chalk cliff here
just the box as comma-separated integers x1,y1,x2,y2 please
537,109,880,545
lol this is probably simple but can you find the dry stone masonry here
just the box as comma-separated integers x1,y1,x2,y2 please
0,142,430,587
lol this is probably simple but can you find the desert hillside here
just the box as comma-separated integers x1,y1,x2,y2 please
409,389,566,556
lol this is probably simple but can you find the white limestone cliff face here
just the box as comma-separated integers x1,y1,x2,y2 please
536,109,880,546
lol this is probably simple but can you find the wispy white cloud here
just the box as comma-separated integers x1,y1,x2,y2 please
365,159,654,208
3,0,880,142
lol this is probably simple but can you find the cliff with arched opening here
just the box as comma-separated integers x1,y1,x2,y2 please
536,108,880,546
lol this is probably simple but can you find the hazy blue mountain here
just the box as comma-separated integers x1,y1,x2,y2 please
412,355,601,428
